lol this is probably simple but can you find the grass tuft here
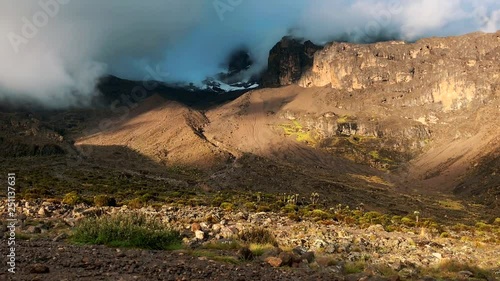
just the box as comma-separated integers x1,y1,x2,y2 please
72,212,182,250
248,243,275,256
238,227,278,246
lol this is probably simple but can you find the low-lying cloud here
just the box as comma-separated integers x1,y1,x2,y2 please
0,0,498,107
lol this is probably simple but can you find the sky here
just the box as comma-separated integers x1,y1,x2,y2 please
0,0,499,107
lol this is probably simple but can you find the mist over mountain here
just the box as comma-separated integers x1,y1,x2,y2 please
0,0,498,107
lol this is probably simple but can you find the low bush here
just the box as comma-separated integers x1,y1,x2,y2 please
93,195,117,207
220,202,234,211
72,213,181,250
62,191,83,206
127,197,145,209
248,243,275,256
238,227,278,246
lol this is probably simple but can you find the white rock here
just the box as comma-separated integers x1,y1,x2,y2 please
38,207,47,217
432,252,442,259
195,230,205,240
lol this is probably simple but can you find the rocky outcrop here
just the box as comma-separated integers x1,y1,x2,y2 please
0,112,70,157
298,32,500,112
261,37,322,87
2,200,499,280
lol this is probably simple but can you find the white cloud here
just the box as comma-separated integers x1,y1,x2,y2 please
0,0,203,107
398,0,466,39
0,0,497,108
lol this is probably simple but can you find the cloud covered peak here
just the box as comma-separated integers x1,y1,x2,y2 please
0,0,498,107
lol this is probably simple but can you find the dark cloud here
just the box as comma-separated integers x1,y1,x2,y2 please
0,0,498,107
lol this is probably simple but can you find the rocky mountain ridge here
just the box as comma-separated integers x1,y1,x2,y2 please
0,31,498,220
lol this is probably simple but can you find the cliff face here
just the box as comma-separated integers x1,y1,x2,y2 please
261,37,322,87
251,32,500,210
298,32,500,112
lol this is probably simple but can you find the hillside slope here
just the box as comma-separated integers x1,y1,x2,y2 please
73,32,499,220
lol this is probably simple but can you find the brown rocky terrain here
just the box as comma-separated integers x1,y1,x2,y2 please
1,200,499,280
0,31,499,280
73,31,500,219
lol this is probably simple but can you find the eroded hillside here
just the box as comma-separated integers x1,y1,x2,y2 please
1,31,498,223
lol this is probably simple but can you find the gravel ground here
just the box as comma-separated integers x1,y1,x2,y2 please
1,239,343,281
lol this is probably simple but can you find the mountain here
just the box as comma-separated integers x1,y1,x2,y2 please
1,31,499,223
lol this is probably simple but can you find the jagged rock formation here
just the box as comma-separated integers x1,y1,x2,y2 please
298,32,500,113
262,37,322,87
254,31,500,210
1,31,498,222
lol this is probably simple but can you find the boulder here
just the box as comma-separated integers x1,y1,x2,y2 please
265,256,283,268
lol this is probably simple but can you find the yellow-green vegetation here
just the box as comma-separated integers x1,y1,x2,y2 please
401,216,415,227
220,202,234,211
127,197,145,209
281,204,298,214
256,204,272,212
279,120,317,145
475,221,493,231
55,188,499,244
368,150,394,164
248,243,275,256
440,232,450,238
12,159,204,204
348,135,377,145
238,227,278,246
72,213,181,250
451,223,471,232
243,202,257,211
423,259,494,280
343,261,366,274
93,195,117,207
438,199,465,210
358,211,389,226
349,174,395,187
336,115,352,124
306,209,332,220
62,191,83,206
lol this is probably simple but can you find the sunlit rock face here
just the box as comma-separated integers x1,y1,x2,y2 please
298,31,500,112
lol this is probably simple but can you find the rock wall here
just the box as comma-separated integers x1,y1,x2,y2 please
261,37,322,87
297,32,500,112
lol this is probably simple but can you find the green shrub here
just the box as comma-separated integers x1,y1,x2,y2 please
93,195,117,207
243,202,257,211
426,260,494,280
401,216,415,227
238,227,278,246
127,197,145,209
344,261,366,274
475,222,492,231
391,215,402,223
211,196,224,207
140,193,156,202
63,191,82,206
308,209,332,220
220,202,234,211
72,213,181,250
249,243,275,256
440,232,450,238
288,213,301,222
451,223,470,232
256,205,271,212
282,204,298,213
